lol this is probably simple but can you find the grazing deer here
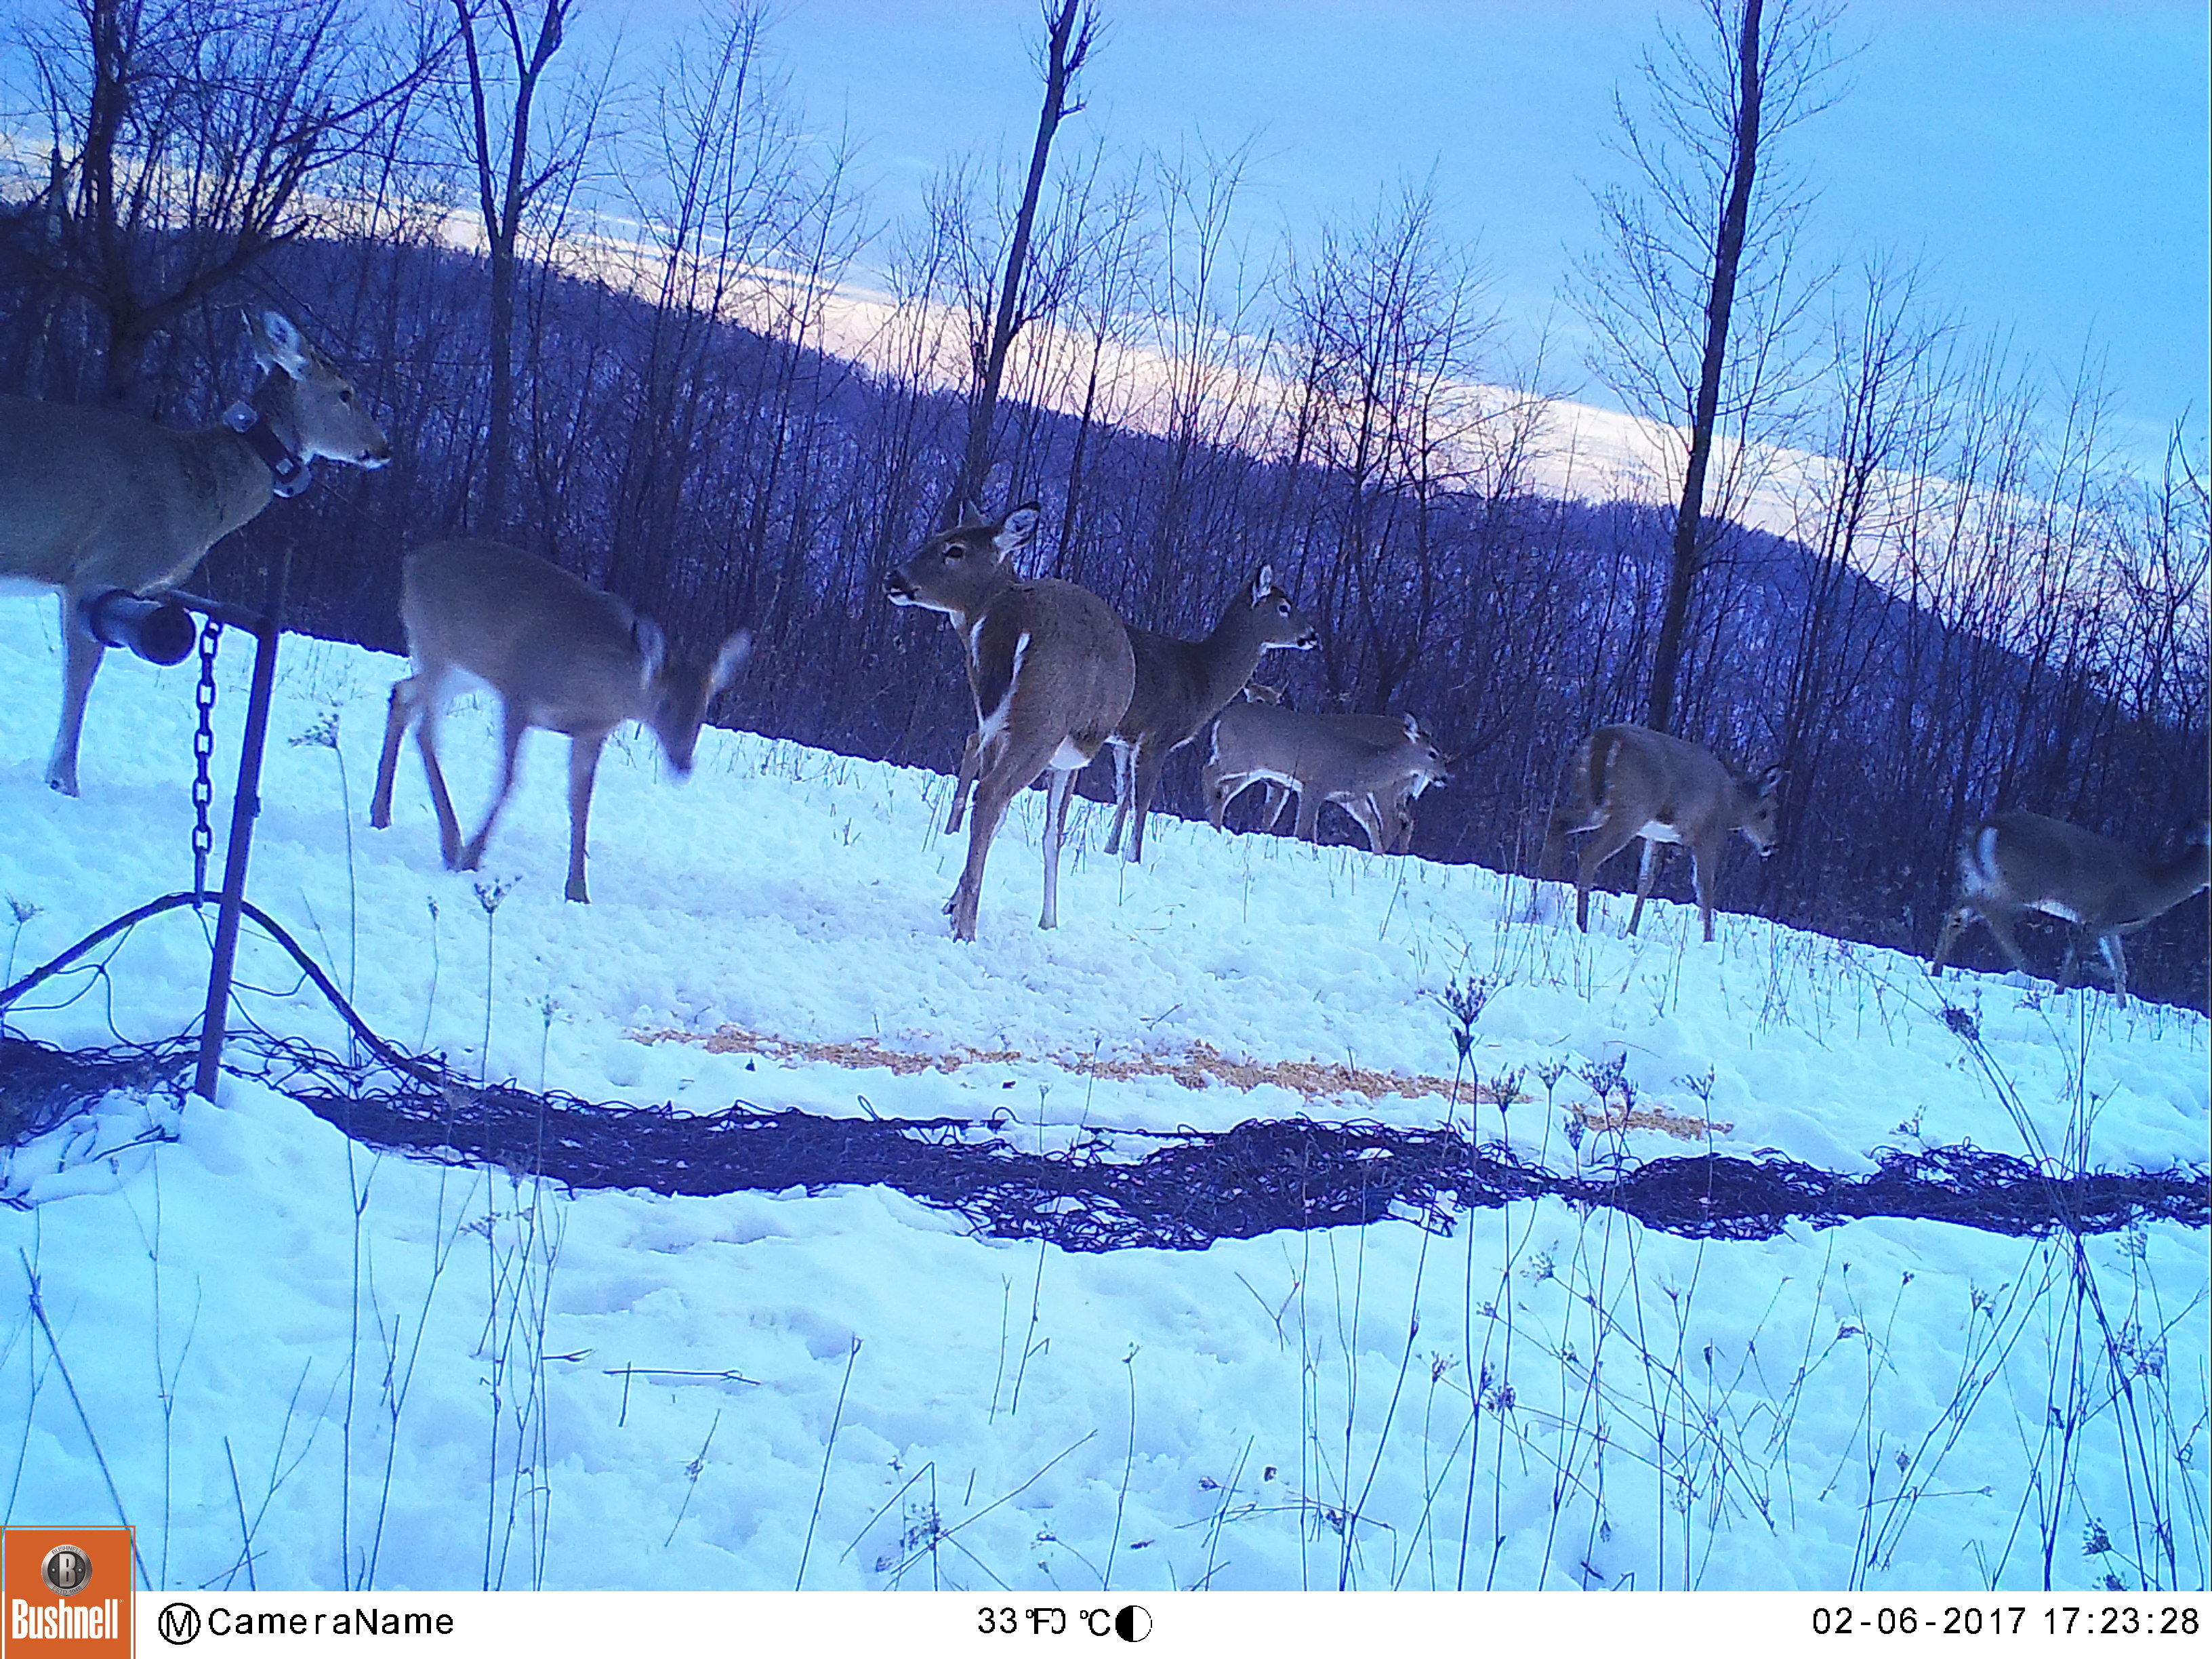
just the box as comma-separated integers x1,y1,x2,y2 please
1541,724,1784,943
885,503,1134,941
1,310,392,794
1204,703,1450,854
1097,564,1319,863
369,539,748,903
1929,811,2211,1006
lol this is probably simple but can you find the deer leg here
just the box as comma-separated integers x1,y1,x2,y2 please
945,731,981,834
564,726,611,903
1103,742,1133,856
369,678,418,829
951,778,1015,943
1040,766,1078,928
1686,843,1720,943
1126,744,1168,863
43,596,106,796
1628,839,1666,937
1343,793,1389,854
949,733,1055,942
1262,782,1294,834
413,709,467,869
1572,818,1644,934
457,700,529,872
1294,781,1324,844
1542,804,1601,882
2097,933,2129,1006
1930,903,1973,977
1977,905,2038,980
1203,763,1233,830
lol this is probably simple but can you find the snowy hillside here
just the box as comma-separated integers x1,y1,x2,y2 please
1,598,2205,1593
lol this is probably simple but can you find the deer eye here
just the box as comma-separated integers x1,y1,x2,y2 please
1276,600,1290,615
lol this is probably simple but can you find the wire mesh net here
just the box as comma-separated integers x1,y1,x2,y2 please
5,1032,2201,1246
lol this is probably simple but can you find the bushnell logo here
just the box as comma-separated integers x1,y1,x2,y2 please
41,1545,93,1596
1,1526,134,1654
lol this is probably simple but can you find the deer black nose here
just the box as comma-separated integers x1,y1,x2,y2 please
884,570,917,602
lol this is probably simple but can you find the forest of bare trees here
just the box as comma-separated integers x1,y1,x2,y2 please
2,0,2205,1002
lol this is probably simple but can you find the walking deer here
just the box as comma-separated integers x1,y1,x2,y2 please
1929,811,2211,1006
1097,565,1319,862
886,503,1134,941
1542,724,1784,943
368,539,748,903
1203,703,1450,854
1,310,392,794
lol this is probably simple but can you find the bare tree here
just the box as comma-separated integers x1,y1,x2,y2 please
451,0,594,532
1282,178,1497,707
943,0,1099,524
1572,0,1843,733
8,0,435,409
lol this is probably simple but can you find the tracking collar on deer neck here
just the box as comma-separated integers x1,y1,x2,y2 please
222,401,313,497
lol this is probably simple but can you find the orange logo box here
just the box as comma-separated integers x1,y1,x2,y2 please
1,1529,133,1659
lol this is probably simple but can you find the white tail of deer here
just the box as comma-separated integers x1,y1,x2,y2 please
1,311,392,794
1929,811,2210,1006
1542,724,1783,943
368,539,747,903
886,503,1134,941
1203,703,1450,854
1099,563,1319,862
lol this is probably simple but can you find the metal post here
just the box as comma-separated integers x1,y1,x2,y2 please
192,553,289,1101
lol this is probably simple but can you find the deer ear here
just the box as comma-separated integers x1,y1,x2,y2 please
1758,763,1787,796
996,502,1041,555
1251,562,1275,604
632,617,667,685
1401,712,1421,741
710,630,752,693
249,310,310,377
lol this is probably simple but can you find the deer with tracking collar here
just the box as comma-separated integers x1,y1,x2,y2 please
1542,724,1784,943
885,503,1134,941
1,310,391,794
1929,811,2210,1006
369,539,747,903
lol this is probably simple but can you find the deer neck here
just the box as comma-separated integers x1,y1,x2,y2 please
1193,603,1268,706
2153,846,2212,906
226,369,315,496
173,426,283,552
953,566,1023,644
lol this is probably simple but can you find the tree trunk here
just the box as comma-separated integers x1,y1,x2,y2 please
1646,0,1764,735
943,1,1094,525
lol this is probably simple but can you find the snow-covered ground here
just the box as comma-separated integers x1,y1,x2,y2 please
1,596,2205,1593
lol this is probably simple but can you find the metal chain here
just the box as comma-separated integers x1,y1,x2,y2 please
192,617,222,897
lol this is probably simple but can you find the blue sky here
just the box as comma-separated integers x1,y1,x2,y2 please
621,1,2207,465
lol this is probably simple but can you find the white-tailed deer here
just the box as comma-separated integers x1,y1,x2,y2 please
886,503,1134,941
940,574,1317,861
1929,811,2211,1006
1204,703,1450,854
1,310,392,794
1542,724,1784,943
369,539,747,903
1097,565,1318,862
